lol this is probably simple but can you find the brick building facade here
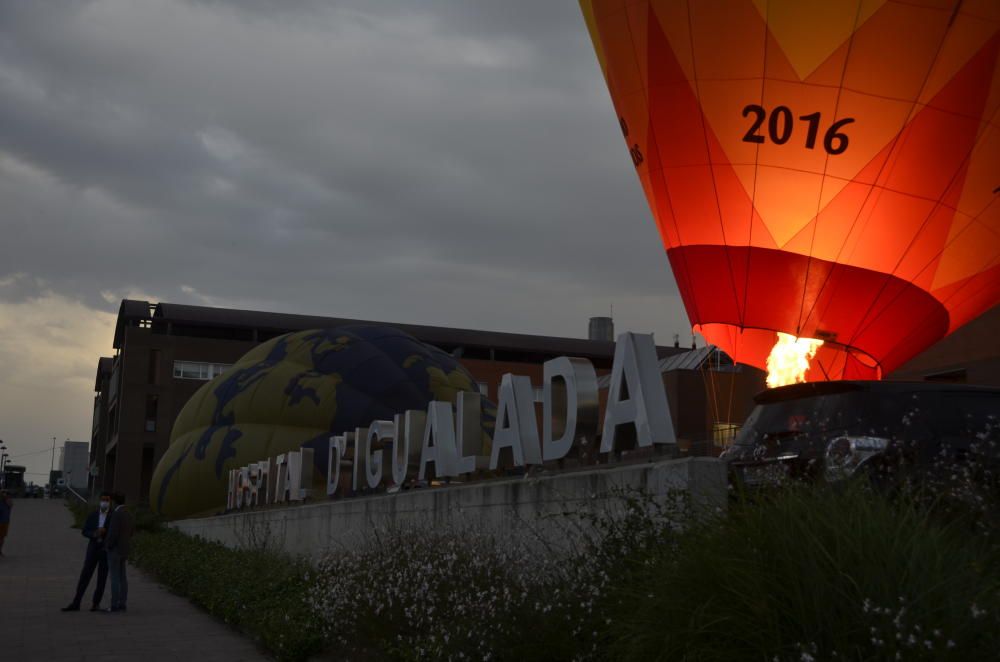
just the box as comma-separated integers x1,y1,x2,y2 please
92,300,761,504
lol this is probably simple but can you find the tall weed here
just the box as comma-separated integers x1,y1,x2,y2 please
604,484,1000,661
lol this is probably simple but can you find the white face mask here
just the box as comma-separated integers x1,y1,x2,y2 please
100,501,110,512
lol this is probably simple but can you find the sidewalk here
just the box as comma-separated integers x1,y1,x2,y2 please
0,498,269,661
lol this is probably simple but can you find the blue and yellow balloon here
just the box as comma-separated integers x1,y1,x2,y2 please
150,326,494,519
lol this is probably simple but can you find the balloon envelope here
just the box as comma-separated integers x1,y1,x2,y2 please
150,326,495,519
582,0,1000,380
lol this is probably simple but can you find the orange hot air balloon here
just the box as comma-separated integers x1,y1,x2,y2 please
581,0,1000,382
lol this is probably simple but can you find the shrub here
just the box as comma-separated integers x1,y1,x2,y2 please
65,498,90,529
305,491,689,661
131,483,1000,661
132,505,165,533
307,527,594,661
916,416,1000,544
131,528,324,661
602,483,1000,661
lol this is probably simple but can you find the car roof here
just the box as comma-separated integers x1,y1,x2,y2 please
754,380,1000,405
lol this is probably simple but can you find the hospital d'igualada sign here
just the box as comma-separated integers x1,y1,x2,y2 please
227,332,677,510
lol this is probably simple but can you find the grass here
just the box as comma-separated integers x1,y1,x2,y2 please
603,484,1000,661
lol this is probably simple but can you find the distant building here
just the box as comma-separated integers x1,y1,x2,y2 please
59,440,90,491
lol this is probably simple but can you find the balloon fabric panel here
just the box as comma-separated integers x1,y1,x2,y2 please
581,0,1000,379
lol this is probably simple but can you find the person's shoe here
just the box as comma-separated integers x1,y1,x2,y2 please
61,604,80,612
105,606,123,613
90,604,101,612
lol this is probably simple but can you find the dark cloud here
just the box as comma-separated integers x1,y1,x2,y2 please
0,273,48,304
0,0,689,339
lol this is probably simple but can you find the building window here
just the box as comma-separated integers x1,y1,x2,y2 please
712,423,739,447
145,395,159,433
148,349,161,385
173,361,231,380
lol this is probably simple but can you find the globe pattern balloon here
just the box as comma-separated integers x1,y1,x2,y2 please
150,326,496,518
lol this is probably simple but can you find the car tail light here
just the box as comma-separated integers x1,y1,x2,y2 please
824,436,889,481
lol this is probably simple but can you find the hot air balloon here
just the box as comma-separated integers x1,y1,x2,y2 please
581,0,1000,386
150,326,495,519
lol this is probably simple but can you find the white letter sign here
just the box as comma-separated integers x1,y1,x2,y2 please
600,332,675,452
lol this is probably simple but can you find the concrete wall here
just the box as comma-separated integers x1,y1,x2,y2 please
171,456,726,560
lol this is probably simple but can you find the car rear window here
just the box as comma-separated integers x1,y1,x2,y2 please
735,389,1000,453
734,392,879,448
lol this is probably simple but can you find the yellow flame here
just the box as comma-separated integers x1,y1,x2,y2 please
765,332,824,388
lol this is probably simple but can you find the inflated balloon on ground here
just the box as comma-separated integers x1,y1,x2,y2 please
150,326,495,518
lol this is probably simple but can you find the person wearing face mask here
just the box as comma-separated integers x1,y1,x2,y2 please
61,491,112,612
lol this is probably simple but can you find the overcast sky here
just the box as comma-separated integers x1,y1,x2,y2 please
0,0,696,481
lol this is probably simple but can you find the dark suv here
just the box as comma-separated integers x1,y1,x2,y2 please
721,381,1000,489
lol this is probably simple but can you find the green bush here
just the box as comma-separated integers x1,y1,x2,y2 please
132,505,165,533
308,527,605,661
602,484,1000,661
306,491,687,662
131,485,1000,661
65,498,90,529
66,501,164,533
131,528,324,662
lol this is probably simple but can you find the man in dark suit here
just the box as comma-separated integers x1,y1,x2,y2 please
61,491,112,612
104,492,135,613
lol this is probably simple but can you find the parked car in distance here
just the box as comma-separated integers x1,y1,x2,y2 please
721,381,1000,490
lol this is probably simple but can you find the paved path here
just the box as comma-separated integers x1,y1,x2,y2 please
0,498,269,661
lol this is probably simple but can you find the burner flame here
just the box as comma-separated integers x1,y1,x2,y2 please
765,332,824,388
